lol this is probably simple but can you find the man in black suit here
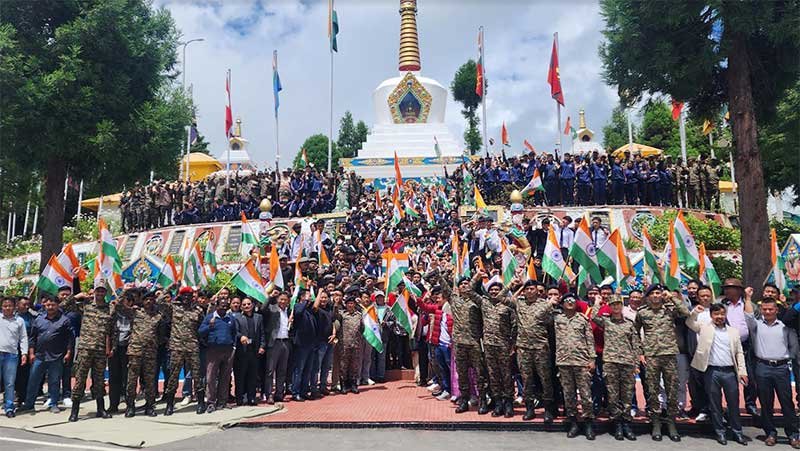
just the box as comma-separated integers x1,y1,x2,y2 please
233,298,265,406
262,292,291,404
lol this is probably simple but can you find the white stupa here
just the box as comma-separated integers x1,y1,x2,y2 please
570,110,605,156
217,117,256,171
342,0,463,183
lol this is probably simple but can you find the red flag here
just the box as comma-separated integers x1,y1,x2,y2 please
501,122,509,146
671,100,684,121
475,28,484,97
547,36,565,106
523,139,535,153
563,116,571,135
225,69,233,138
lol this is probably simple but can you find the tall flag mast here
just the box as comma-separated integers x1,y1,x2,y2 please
327,0,339,173
477,26,487,158
225,69,233,190
547,33,565,156
273,50,283,171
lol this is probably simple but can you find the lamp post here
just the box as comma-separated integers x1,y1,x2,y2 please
180,38,205,181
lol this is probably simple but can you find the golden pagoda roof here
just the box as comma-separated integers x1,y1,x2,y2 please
398,0,420,72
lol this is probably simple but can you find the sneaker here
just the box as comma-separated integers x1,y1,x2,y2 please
366,379,376,386
43,399,53,408
180,397,191,407
694,412,709,422
450,395,458,402
426,383,440,392
63,398,73,408
514,396,523,406
436,391,451,401
468,396,478,407
630,408,638,418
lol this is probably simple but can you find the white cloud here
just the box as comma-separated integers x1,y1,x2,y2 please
159,0,620,168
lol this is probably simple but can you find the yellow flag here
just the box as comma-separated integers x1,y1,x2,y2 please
474,186,487,210
702,119,713,136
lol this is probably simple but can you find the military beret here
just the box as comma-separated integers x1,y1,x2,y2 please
344,285,361,295
457,276,471,285
486,281,504,291
179,286,194,295
430,285,443,294
644,284,663,297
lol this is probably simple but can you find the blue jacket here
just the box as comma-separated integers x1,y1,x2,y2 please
623,168,638,185
292,301,318,346
577,166,592,184
542,162,558,181
199,311,238,347
591,163,607,181
560,161,575,180
611,163,625,182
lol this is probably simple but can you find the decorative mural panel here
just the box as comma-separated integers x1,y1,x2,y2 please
388,72,432,124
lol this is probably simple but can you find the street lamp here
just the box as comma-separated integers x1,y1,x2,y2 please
180,38,205,181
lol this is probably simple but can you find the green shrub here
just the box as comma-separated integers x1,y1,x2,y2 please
649,210,741,251
771,219,800,248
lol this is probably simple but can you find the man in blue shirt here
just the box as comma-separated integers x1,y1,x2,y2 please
576,159,592,206
199,297,237,413
559,153,576,206
623,161,639,205
591,158,608,205
542,154,560,205
610,157,625,205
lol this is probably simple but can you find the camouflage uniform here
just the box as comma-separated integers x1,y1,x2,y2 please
688,161,701,209
442,277,486,400
634,299,689,419
514,297,555,404
591,303,641,422
338,310,363,387
465,286,516,400
62,297,113,403
554,311,595,420
705,163,721,210
162,300,205,398
125,307,163,407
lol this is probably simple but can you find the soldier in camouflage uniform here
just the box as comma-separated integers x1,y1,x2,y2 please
442,273,487,415
634,284,689,442
162,286,206,415
464,270,516,418
554,294,596,440
676,162,689,208
119,290,163,418
337,296,363,393
687,158,701,209
591,294,640,441
64,279,114,422
514,280,557,422
705,158,721,211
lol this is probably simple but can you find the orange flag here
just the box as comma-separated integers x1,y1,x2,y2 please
501,122,509,146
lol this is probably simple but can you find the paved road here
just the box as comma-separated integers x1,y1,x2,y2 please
0,426,769,451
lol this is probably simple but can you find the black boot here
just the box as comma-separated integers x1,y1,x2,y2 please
651,416,662,441
478,396,490,415
666,418,681,442
125,397,136,418
543,403,555,424
196,390,206,414
585,421,596,440
164,394,175,416
68,402,80,422
491,397,504,417
522,401,535,421
455,397,469,414
613,420,624,440
145,403,157,417
503,398,514,418
623,421,637,441
95,398,112,419
567,417,580,438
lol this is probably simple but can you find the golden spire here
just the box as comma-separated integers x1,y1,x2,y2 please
398,0,420,72
578,109,587,129
234,117,242,137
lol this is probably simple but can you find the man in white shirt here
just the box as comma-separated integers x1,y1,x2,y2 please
687,285,714,422
263,292,291,404
687,303,747,445
589,216,608,247
1,297,28,417
554,215,575,257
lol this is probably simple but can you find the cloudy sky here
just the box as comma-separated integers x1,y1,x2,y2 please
159,0,620,167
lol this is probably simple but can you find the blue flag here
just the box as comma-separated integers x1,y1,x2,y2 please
273,50,282,118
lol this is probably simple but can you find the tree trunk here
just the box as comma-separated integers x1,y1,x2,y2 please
39,157,67,272
727,33,770,296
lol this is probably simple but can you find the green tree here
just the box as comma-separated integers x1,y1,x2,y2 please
294,134,341,170
639,101,677,153
337,111,358,158
760,79,800,204
355,120,369,151
450,59,485,154
602,105,634,152
0,0,190,271
190,130,211,155
599,0,800,293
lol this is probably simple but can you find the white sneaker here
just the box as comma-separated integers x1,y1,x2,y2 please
436,391,450,401
695,412,709,422
179,396,191,406
468,396,478,407
43,399,53,408
630,408,638,418
366,379,375,386
63,398,72,408
426,383,440,392
450,395,458,402
514,396,523,406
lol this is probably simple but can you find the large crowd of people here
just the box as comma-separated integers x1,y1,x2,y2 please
1,153,785,448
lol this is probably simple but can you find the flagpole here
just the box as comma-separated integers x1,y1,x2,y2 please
274,50,281,172
76,179,83,219
709,132,715,159
23,198,30,236
555,32,562,157
627,108,634,155
678,108,687,164
328,39,334,173
226,69,232,192
185,84,194,181
480,26,488,158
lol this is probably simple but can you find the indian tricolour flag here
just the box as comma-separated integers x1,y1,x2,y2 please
391,289,413,335
299,148,309,167
404,198,420,219
268,244,284,290
384,252,410,294
182,242,208,288
204,238,218,280
460,242,471,279
424,195,435,227
57,243,86,281
664,222,681,291
437,186,451,210
156,255,180,288
362,304,384,352
542,225,568,281
500,239,518,285
642,226,662,284
771,228,787,292
525,256,538,282
240,212,259,256
698,242,722,297
290,257,305,309
401,275,422,297
596,229,635,289
391,189,404,225
232,259,269,303
95,217,124,294
37,255,72,296
569,215,602,283
673,211,700,269
522,168,545,197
